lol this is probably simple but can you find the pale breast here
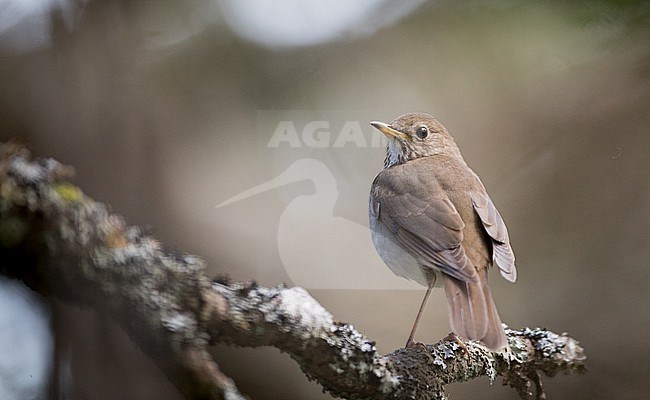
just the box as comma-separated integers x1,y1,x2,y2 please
369,210,439,287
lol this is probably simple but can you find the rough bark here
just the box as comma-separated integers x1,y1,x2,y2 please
0,142,586,400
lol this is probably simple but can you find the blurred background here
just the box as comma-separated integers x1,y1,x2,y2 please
1,0,649,399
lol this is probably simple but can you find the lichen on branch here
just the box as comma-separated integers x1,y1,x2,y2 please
0,142,586,400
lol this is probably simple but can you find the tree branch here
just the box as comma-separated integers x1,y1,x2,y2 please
0,142,586,400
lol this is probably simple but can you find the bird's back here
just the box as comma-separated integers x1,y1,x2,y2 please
415,154,493,270
370,153,490,285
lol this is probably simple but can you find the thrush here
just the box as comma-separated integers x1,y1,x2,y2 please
369,113,517,350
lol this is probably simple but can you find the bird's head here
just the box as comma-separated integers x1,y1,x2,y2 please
371,113,460,168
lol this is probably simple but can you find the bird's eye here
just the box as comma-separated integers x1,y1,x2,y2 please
415,126,429,139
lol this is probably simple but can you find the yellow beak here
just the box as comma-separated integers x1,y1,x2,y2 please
370,121,408,140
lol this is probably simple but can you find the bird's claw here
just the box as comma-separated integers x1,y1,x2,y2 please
405,339,428,351
444,332,469,356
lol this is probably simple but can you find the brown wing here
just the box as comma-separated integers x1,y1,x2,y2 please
370,165,478,283
469,190,517,282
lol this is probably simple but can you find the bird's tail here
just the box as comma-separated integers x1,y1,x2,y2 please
443,270,507,350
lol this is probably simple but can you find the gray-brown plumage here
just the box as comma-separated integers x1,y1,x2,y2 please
369,113,516,350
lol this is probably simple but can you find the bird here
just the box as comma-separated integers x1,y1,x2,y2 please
369,113,517,350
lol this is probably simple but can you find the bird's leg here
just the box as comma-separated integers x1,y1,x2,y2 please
405,271,435,348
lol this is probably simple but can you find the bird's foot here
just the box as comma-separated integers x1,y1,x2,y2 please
404,338,428,351
444,332,469,356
